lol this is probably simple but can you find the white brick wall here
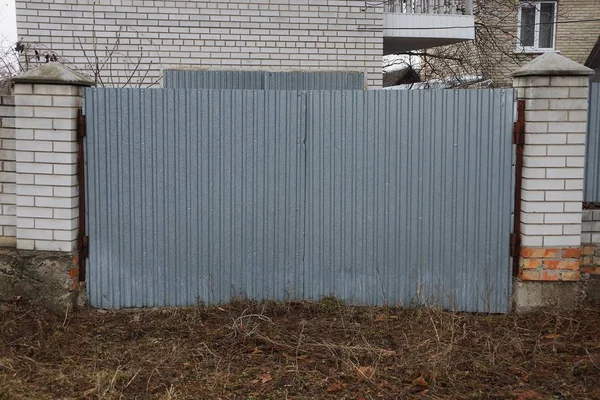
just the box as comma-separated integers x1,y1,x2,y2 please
15,0,384,88
14,83,80,252
514,75,589,248
0,94,17,245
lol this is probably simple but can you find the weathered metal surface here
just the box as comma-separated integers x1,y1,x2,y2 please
163,70,365,90
84,88,514,312
585,82,600,202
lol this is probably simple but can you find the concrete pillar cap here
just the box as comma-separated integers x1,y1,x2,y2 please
12,63,95,86
512,52,594,77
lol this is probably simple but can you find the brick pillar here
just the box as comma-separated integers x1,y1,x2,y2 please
513,53,594,283
13,64,93,252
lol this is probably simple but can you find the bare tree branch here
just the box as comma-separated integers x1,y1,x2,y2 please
389,0,569,87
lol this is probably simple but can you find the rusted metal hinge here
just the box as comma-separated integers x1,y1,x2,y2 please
79,234,89,257
77,109,86,139
510,232,521,258
513,99,525,145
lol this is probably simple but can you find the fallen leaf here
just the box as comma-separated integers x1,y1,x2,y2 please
217,307,226,312
326,382,347,393
412,376,428,387
356,366,375,381
375,314,387,322
259,372,272,384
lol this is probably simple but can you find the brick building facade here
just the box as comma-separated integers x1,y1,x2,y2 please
14,0,383,88
422,0,600,87
554,0,599,65
509,0,599,86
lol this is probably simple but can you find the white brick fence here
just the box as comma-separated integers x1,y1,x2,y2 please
0,53,598,311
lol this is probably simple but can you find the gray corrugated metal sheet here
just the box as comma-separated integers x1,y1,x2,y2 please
163,70,265,90
84,88,514,312
303,90,514,311
163,70,365,90
85,88,305,308
585,82,600,201
264,71,364,90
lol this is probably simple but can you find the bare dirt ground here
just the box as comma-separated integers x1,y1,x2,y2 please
1,298,599,400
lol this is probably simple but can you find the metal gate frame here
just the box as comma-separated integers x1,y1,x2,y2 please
585,82,600,202
511,99,525,277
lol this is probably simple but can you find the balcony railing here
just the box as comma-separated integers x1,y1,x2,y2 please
384,0,473,15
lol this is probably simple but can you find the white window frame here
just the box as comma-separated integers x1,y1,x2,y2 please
516,1,558,53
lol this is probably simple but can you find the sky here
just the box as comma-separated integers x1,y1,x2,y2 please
0,0,17,49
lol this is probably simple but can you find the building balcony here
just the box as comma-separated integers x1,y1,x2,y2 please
384,0,476,54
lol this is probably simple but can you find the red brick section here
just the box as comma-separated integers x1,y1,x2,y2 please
580,244,600,279
519,247,581,281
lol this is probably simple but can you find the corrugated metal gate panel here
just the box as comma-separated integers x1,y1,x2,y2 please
85,89,306,308
163,70,365,90
585,82,600,202
304,90,514,312
85,88,514,312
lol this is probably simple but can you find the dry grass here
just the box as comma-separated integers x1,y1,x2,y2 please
1,298,599,399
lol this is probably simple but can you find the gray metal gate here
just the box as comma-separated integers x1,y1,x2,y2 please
84,88,515,312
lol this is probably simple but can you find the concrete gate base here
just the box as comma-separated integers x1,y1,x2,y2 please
512,280,588,313
3,251,599,314
0,248,84,312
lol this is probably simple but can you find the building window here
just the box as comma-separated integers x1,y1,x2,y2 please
517,1,557,52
